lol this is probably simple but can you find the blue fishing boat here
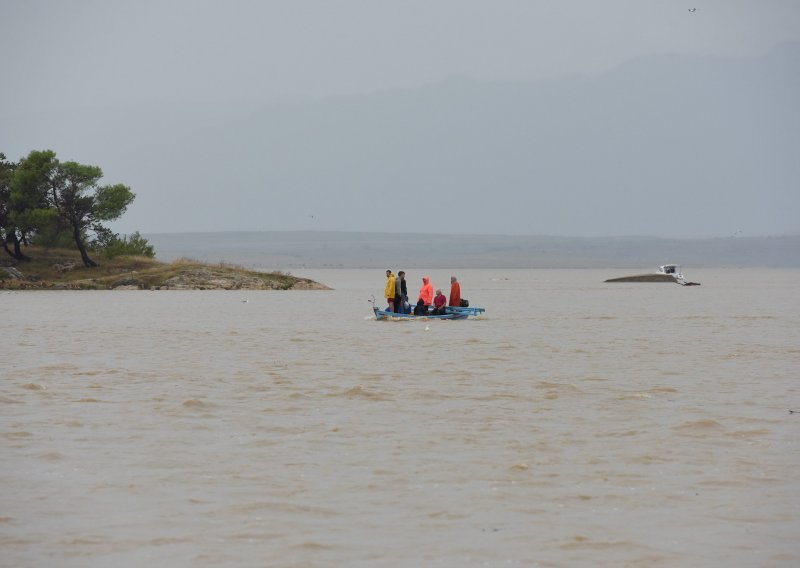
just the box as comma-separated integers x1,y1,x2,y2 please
370,298,485,320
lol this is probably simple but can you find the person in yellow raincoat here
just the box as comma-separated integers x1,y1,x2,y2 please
384,270,396,312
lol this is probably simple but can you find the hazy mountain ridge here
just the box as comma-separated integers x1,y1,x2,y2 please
146,231,800,269
2,44,798,237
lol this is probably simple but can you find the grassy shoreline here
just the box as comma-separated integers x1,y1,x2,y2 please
0,246,329,290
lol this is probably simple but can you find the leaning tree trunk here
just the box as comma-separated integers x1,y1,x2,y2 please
4,233,31,261
73,227,97,267
2,238,14,259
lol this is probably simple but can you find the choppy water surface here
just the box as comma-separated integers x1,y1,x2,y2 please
3,269,799,567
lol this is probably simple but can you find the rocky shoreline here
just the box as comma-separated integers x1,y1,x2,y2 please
0,260,329,291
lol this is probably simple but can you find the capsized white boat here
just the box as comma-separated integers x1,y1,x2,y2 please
605,264,700,285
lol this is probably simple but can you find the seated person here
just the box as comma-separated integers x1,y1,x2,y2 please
413,299,428,316
432,289,447,315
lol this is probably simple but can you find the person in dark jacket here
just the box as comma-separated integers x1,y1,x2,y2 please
395,271,408,314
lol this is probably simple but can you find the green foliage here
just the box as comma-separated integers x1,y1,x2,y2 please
27,210,69,248
49,160,104,230
6,149,139,266
90,226,117,250
10,150,56,215
0,153,14,239
100,231,156,259
94,183,134,221
3,151,54,250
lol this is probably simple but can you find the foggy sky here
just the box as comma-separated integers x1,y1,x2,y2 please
3,0,799,109
2,1,799,237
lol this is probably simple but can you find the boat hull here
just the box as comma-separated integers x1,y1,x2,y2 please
604,274,700,285
605,274,680,283
372,306,484,320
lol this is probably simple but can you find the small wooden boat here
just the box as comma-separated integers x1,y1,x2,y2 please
371,303,485,321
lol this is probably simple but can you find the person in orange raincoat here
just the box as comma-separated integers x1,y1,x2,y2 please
384,270,396,312
417,276,433,307
448,276,461,307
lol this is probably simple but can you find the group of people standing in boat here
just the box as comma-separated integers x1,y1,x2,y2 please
384,270,461,315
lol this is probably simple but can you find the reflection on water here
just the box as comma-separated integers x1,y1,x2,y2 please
2,269,799,567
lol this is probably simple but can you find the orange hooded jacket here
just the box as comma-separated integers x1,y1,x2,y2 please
448,280,461,307
418,276,433,306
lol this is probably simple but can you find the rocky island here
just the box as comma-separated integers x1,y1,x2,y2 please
0,247,329,291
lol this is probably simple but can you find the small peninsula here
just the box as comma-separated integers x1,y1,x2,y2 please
0,247,328,291
2,150,325,291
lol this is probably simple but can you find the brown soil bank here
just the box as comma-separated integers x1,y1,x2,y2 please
0,247,329,291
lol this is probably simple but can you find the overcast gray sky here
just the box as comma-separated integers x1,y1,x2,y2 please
2,1,799,237
3,0,798,110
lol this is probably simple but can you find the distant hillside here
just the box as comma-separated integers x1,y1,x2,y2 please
146,231,800,269
2,44,798,238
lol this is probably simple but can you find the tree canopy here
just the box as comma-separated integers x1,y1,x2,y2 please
1,149,148,266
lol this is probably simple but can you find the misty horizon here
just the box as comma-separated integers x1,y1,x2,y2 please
145,227,800,238
144,231,800,269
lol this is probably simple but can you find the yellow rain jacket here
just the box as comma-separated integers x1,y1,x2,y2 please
384,272,396,299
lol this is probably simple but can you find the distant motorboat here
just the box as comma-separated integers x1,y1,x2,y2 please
657,264,684,280
605,264,700,286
